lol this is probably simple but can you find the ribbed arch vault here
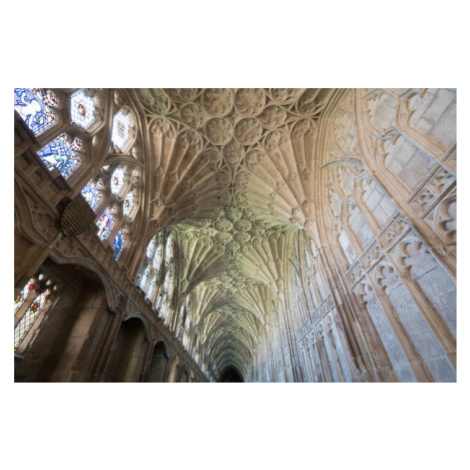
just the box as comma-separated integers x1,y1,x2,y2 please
129,88,336,380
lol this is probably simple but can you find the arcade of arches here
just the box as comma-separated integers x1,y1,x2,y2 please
13,88,457,382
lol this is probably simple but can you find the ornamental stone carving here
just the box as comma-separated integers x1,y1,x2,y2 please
265,129,289,150
269,88,302,104
179,103,207,129
234,118,263,145
258,105,288,129
204,118,233,145
433,194,456,250
199,148,222,172
202,88,234,116
235,89,266,116
245,149,266,172
223,139,245,165
165,88,199,103
225,207,242,222
292,118,317,138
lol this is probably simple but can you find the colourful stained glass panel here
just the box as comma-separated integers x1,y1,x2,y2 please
110,203,119,215
14,88,57,136
70,90,97,130
111,231,123,259
37,133,82,179
81,178,103,212
123,191,134,216
96,207,115,240
14,277,36,314
14,290,51,351
140,266,150,291
146,235,157,259
110,168,125,195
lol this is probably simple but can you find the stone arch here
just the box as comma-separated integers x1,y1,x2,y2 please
49,249,122,313
14,258,114,382
218,366,244,382
148,340,169,382
104,317,148,382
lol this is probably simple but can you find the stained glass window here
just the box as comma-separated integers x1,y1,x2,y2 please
123,191,134,216
14,289,51,351
160,296,169,321
37,133,82,179
81,178,104,211
110,168,125,195
111,231,123,259
111,109,132,151
153,243,163,270
156,292,163,311
164,264,176,298
110,203,119,215
96,206,115,240
146,235,157,259
140,266,150,290
14,277,36,314
14,88,58,136
146,277,156,300
165,234,175,262
70,90,98,130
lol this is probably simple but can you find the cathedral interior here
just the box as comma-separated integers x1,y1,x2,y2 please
13,88,457,383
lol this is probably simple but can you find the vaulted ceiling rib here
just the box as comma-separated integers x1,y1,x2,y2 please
131,88,335,379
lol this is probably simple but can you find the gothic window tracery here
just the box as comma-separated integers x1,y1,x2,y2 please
84,163,141,259
139,232,165,299
138,231,177,317
14,88,108,184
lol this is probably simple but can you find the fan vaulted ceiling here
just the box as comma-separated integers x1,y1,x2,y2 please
128,88,336,379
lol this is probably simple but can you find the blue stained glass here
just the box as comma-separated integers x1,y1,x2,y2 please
81,179,103,212
96,207,115,240
37,133,82,179
14,88,57,136
111,231,123,259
